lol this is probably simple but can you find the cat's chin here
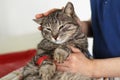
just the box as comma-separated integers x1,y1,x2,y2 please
51,38,66,44
53,40,66,44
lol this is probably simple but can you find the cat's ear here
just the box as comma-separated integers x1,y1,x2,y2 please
33,18,43,25
63,2,75,17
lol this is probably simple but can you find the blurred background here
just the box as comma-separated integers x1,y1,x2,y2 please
0,0,93,54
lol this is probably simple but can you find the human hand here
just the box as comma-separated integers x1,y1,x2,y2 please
56,46,94,77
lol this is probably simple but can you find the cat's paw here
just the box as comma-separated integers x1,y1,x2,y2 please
54,47,70,63
39,61,56,80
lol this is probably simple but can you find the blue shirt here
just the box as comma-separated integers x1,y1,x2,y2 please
90,0,120,59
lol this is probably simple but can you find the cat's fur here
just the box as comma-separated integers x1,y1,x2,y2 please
21,2,93,80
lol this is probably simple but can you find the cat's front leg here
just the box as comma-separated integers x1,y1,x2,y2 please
21,63,40,80
39,60,56,80
54,45,71,63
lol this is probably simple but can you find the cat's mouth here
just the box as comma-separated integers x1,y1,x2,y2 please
55,40,65,44
51,38,66,44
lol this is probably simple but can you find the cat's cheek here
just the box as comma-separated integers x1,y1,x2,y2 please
58,34,66,40
42,31,51,38
59,34,69,40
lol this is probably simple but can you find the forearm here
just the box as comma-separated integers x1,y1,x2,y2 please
92,57,120,77
79,21,93,37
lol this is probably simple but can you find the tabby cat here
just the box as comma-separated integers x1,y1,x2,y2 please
21,2,93,80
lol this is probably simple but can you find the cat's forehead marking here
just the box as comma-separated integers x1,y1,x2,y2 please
42,9,77,30
42,11,64,28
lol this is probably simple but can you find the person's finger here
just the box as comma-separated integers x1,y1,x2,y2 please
35,13,44,19
35,8,58,19
43,8,58,16
57,66,70,72
56,64,70,72
69,46,81,53
56,60,69,66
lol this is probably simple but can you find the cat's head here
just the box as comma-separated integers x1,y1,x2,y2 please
33,2,80,44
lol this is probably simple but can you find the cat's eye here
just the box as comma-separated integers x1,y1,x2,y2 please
59,25,64,30
46,28,51,31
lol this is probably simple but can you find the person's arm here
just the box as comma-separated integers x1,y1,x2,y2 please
92,57,120,77
56,46,120,78
80,21,93,37
36,9,120,78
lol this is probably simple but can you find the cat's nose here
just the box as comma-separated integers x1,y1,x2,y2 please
53,35,58,40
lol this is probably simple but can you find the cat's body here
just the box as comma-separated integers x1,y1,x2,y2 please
21,2,93,80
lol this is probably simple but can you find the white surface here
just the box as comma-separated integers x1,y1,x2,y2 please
0,0,93,54
0,68,23,80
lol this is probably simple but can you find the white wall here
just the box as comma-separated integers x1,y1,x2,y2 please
0,0,93,54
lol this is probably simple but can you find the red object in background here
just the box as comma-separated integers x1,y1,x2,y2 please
0,49,36,78
36,55,49,65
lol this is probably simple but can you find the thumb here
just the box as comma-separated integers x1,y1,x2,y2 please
66,46,82,60
69,46,81,53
